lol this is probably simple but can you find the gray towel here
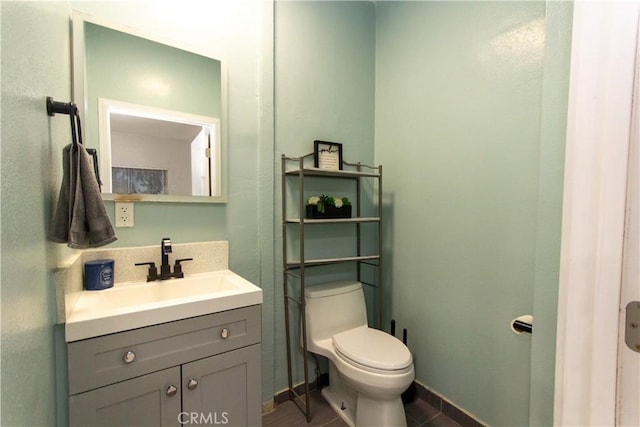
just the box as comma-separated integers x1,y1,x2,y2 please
48,143,117,248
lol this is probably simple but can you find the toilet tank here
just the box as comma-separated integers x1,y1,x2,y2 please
304,281,368,343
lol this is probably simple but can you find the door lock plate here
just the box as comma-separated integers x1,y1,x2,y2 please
625,301,640,353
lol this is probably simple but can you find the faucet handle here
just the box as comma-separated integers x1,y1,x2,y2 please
173,258,193,276
135,262,158,282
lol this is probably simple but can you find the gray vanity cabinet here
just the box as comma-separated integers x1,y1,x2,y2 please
68,366,181,426
67,305,262,426
182,344,261,426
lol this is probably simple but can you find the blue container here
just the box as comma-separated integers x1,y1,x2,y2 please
84,259,114,291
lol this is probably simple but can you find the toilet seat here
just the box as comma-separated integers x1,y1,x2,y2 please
333,326,412,372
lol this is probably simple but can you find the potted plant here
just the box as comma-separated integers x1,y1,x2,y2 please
306,195,352,219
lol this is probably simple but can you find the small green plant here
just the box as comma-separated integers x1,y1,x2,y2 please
307,195,351,213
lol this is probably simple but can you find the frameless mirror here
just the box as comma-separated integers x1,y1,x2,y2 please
72,12,227,202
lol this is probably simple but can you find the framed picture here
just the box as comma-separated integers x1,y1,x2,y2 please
313,140,343,170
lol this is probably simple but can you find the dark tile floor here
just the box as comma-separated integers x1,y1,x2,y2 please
262,390,461,427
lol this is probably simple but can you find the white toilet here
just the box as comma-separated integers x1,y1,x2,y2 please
304,281,415,427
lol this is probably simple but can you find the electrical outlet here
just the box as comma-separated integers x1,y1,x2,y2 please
115,202,134,227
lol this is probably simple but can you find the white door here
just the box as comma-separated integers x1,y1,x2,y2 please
554,2,640,425
190,128,209,196
617,33,640,423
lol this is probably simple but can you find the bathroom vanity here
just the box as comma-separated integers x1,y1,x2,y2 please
67,304,261,426
56,242,263,427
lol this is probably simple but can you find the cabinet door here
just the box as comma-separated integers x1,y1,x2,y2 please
182,344,261,427
69,366,181,427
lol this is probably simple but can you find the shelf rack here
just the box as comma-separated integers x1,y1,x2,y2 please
281,153,383,422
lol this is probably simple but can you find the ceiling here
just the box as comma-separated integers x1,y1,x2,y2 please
110,113,204,142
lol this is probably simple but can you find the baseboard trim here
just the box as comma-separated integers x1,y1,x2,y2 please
268,377,486,427
413,381,487,427
272,373,329,406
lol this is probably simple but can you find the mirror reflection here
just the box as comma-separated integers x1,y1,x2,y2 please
99,99,220,197
74,13,227,202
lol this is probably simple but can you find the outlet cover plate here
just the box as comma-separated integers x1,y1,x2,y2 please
115,202,134,227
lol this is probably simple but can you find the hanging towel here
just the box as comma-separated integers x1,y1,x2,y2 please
48,108,117,248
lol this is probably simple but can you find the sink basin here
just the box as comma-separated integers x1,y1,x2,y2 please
65,270,262,342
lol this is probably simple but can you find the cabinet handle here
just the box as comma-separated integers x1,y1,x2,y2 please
220,328,230,339
187,379,199,390
123,350,136,364
166,385,178,397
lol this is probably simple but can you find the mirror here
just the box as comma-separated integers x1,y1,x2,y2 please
72,12,227,202
99,99,221,196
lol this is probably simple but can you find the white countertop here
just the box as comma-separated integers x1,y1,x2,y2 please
65,269,262,342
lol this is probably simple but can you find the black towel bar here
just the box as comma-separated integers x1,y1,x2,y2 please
46,96,102,188
46,96,75,117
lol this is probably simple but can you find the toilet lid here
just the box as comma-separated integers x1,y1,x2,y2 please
333,327,412,371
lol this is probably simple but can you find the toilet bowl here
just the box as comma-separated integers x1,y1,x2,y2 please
304,281,415,427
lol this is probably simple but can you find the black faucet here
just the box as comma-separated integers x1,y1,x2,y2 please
135,237,193,281
160,237,173,277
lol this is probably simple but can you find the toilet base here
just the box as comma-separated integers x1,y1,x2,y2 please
356,394,407,427
322,386,356,427
321,363,407,427
322,386,408,427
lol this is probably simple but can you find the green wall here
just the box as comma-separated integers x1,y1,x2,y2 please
375,1,571,425
376,3,540,424
1,2,276,424
67,0,271,282
529,3,572,425
273,0,376,388
84,22,221,153
1,1,572,426
85,22,221,118
1,2,71,425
